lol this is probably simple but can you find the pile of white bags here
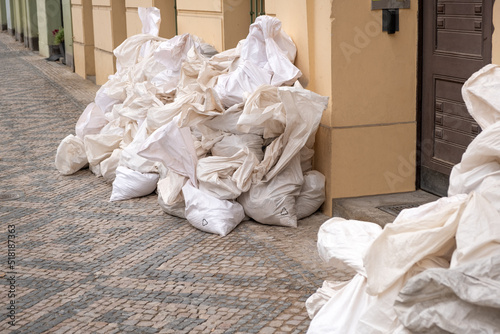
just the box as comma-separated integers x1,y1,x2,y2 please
306,64,500,333
55,7,328,236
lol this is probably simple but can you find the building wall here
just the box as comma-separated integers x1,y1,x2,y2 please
25,0,39,51
267,0,418,214
493,0,500,64
92,0,126,85
0,0,7,31
176,0,250,51
72,0,95,79
62,0,74,69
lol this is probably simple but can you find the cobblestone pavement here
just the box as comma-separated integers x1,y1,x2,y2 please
0,32,353,334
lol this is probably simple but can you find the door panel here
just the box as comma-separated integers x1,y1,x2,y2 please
420,0,493,196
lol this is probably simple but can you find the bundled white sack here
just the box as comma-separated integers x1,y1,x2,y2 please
252,86,328,183
238,154,303,227
110,166,159,201
55,134,88,175
83,133,123,167
197,148,259,200
100,148,122,183
75,102,108,139
317,218,382,276
241,15,301,86
461,64,500,130
120,121,158,174
138,117,198,186
157,171,187,218
214,15,302,107
183,183,245,236
394,192,500,333
364,194,468,295
211,133,264,161
296,171,326,219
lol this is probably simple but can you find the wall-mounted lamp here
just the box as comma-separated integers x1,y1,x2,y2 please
371,0,410,34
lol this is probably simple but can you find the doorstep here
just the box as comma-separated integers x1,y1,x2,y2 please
332,190,440,228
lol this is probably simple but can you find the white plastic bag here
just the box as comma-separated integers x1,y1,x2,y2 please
317,218,382,276
240,15,301,86
296,171,326,219
138,117,198,187
75,102,108,139
211,133,264,161
182,183,245,236
119,121,158,174
238,154,303,227
83,133,123,167
461,64,500,130
197,148,259,200
110,166,159,201
55,134,88,175
100,148,122,183
157,171,187,218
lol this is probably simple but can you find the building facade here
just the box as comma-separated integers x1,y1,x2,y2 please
2,0,499,216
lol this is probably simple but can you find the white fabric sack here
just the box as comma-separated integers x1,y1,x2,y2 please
307,275,376,334
306,280,349,320
211,133,264,161
236,85,285,139
110,166,159,201
151,34,199,93
364,194,468,295
240,15,301,87
395,255,500,334
139,6,161,36
100,148,122,183
83,133,123,167
253,86,328,183
157,172,187,218
203,103,246,134
55,134,88,175
75,102,108,139
119,121,157,174
296,170,326,219
461,64,500,130
317,218,382,276
197,148,259,200
448,122,500,196
182,183,245,237
214,60,273,108
238,154,303,227
138,117,198,187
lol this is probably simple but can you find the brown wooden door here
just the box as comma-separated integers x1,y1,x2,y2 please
420,0,493,196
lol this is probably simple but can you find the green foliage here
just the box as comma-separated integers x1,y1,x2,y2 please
53,28,64,45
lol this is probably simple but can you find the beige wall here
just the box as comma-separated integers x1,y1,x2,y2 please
125,0,176,39
176,0,250,51
268,0,418,214
493,0,500,64
72,0,95,79
92,0,126,85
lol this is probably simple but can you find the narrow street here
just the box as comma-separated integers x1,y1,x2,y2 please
0,32,353,334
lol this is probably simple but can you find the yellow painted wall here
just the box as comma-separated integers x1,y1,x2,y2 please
493,0,500,64
72,0,95,78
125,0,176,39
176,0,250,51
267,0,418,214
92,0,126,85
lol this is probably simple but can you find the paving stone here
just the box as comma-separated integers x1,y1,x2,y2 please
0,32,354,334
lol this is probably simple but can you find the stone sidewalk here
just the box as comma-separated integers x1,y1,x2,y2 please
0,32,353,334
